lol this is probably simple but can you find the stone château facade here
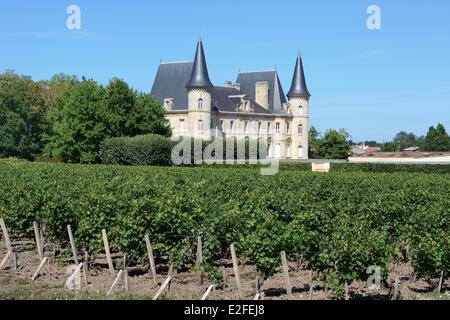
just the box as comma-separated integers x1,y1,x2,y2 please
151,40,311,159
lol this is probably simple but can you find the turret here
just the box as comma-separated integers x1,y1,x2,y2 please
288,54,310,159
187,39,213,139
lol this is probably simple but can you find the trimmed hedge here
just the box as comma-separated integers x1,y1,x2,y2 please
100,136,268,166
99,134,173,166
331,163,450,174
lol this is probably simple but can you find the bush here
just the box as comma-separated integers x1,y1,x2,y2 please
100,134,173,166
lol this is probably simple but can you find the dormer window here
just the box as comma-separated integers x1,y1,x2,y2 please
198,99,203,110
164,98,174,111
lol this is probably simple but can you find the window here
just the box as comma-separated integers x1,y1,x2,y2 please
230,120,235,133
267,123,271,134
286,123,290,134
297,146,303,158
244,121,249,134
220,120,224,133
179,119,185,132
298,124,303,135
267,143,272,157
197,120,203,132
286,143,291,158
258,122,262,135
198,99,203,110
275,144,281,158
275,122,281,134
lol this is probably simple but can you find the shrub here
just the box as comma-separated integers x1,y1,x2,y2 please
99,134,173,166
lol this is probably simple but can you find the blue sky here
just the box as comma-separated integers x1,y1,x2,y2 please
1,1,449,142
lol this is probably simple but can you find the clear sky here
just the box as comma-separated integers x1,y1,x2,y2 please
1,1,449,142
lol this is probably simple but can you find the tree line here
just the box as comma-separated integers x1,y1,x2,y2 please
351,125,450,152
0,70,170,163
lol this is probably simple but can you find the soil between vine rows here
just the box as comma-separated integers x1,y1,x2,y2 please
0,239,448,300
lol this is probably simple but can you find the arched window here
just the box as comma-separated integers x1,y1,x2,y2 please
197,120,204,132
198,99,203,110
298,124,303,135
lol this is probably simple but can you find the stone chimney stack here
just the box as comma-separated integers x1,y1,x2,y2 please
255,81,269,110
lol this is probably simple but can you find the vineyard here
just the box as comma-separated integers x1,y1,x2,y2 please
0,160,449,299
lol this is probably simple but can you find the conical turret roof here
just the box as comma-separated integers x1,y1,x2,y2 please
186,39,213,89
287,54,310,99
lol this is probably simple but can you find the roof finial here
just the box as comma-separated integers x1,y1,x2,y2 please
198,34,202,42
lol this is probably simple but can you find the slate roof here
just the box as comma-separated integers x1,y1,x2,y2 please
151,49,299,116
211,86,271,114
150,61,193,110
236,71,287,114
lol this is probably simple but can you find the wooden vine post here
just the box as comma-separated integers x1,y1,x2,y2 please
152,276,172,300
33,221,44,261
0,218,14,270
144,234,157,285
196,235,204,286
280,251,293,300
101,229,115,277
31,257,48,281
230,243,244,299
67,225,79,265
123,252,129,291
107,270,124,295
201,285,215,300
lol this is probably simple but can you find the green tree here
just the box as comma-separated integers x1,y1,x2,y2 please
44,78,171,163
104,78,170,138
44,79,108,163
134,93,171,137
317,129,350,159
393,131,417,151
308,126,321,158
380,142,396,152
420,124,450,152
0,70,46,159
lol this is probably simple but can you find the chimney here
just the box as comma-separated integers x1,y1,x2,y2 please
234,83,241,91
224,80,233,87
255,81,269,110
